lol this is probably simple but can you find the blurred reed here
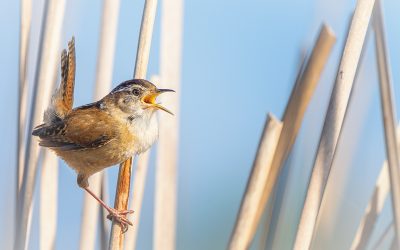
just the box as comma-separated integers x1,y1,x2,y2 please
229,114,283,250
352,124,400,249
350,161,389,250
257,49,307,250
229,24,335,250
15,0,66,249
235,24,333,250
153,0,183,248
100,174,110,250
109,0,158,249
79,174,102,250
373,0,400,247
371,222,394,250
124,150,150,249
265,25,336,250
13,0,400,249
124,96,153,249
16,0,31,244
293,0,375,249
39,36,76,250
79,0,120,249
16,0,32,195
40,151,58,250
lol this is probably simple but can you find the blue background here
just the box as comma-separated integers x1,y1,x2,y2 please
1,0,400,249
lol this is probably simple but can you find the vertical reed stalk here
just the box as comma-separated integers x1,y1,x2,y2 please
229,114,283,250
390,237,397,250
100,173,110,250
39,151,58,250
153,0,183,248
124,145,151,249
293,1,375,249
109,0,158,249
16,0,32,243
15,0,66,248
39,35,74,250
124,75,158,249
373,0,400,247
79,0,120,249
79,173,103,250
16,0,32,194
109,158,133,249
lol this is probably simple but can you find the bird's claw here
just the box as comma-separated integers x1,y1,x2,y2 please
106,209,134,233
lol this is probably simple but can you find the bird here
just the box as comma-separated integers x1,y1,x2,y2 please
32,37,174,231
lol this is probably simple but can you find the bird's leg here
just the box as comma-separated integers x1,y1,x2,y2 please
83,187,134,232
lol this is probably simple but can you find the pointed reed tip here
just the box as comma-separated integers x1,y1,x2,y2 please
321,23,336,40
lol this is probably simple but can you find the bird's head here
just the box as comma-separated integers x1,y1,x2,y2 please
107,79,174,118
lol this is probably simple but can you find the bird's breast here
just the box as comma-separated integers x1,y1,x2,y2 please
128,113,159,154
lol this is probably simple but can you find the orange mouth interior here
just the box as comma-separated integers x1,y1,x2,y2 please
142,93,173,115
142,93,158,105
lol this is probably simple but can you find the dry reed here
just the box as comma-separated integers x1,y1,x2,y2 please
257,50,307,250
153,0,183,248
79,173,103,250
351,161,389,250
371,222,394,250
124,131,151,249
100,174,110,250
16,0,32,193
251,24,335,249
229,114,282,250
39,151,58,250
293,0,376,249
266,26,336,250
79,0,120,249
15,0,66,248
16,0,32,243
373,0,400,247
109,0,158,249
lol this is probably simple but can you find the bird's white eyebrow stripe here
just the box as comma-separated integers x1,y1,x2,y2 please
110,80,149,94
111,86,131,93
111,85,145,94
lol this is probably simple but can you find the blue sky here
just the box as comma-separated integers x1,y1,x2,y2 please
1,0,400,249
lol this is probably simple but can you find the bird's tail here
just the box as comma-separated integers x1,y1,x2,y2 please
44,37,76,123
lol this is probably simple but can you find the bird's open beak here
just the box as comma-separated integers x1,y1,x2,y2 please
142,89,175,115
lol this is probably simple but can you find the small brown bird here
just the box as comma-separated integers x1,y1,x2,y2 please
32,38,174,230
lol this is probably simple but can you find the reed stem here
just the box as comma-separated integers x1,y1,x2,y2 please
229,114,283,250
350,161,389,250
373,0,400,247
109,0,158,249
15,0,66,248
80,0,120,248
153,0,183,248
293,1,375,249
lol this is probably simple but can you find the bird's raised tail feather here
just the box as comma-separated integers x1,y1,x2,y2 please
44,37,76,124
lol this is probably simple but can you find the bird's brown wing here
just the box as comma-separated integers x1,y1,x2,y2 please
33,106,117,151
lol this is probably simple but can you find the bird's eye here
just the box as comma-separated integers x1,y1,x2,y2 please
132,88,141,96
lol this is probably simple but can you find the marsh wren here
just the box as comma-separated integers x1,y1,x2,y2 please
32,38,174,230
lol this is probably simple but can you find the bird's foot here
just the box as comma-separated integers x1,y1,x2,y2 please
106,208,134,233
82,187,134,232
